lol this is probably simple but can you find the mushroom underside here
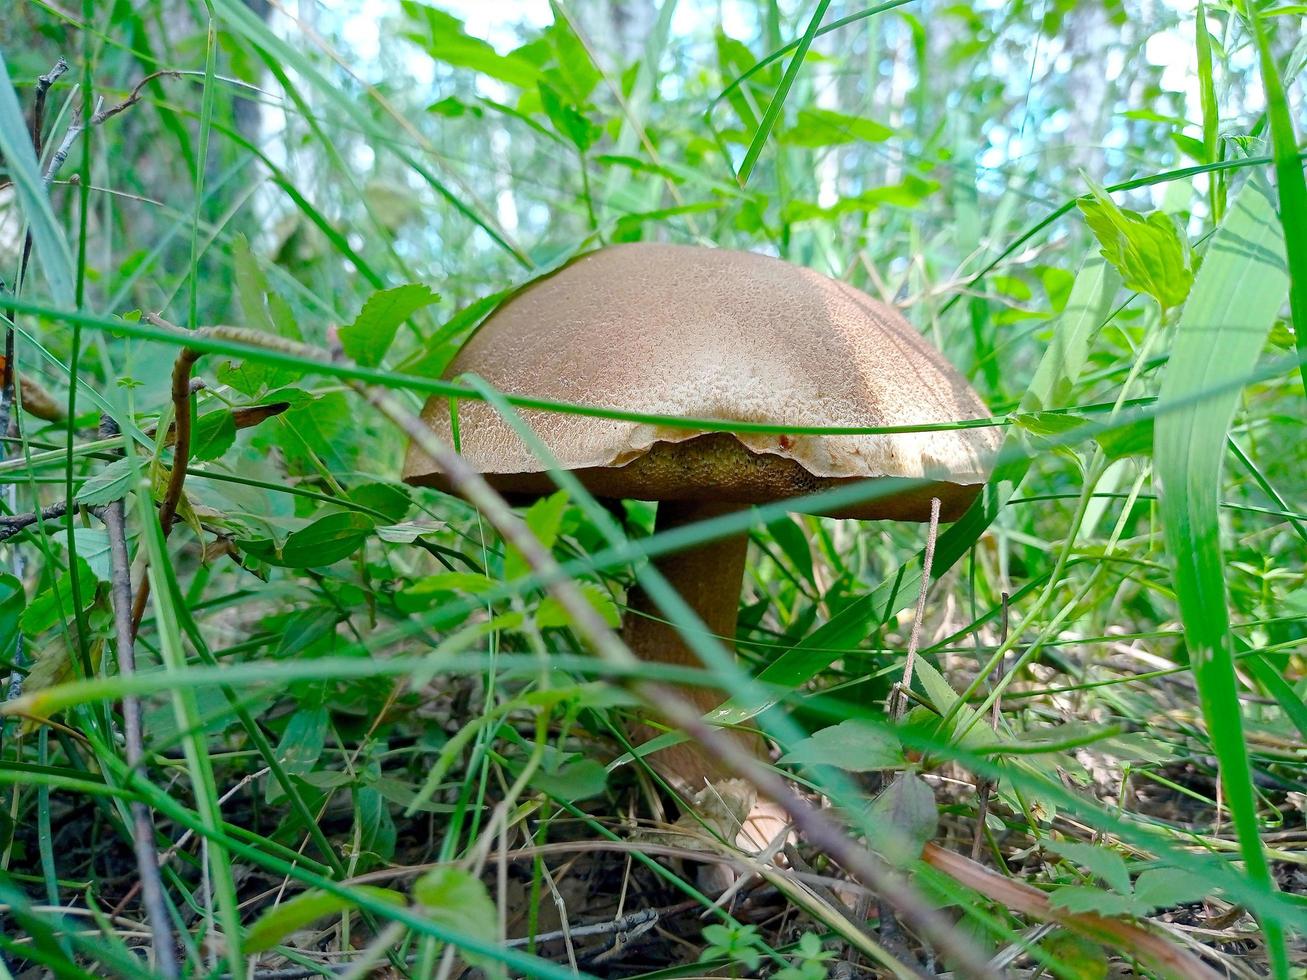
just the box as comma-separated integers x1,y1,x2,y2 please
404,431,983,522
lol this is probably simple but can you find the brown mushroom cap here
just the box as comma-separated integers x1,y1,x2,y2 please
403,243,1000,522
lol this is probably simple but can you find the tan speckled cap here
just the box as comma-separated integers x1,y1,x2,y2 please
403,243,1000,522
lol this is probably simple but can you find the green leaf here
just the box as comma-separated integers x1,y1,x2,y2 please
1154,179,1289,955
412,867,499,967
1047,885,1139,917
22,559,99,636
781,107,893,146
276,707,328,777
346,482,412,524
865,773,937,867
275,607,340,658
0,55,74,305
245,886,407,953
504,491,568,581
276,513,375,567
536,582,620,630
779,719,904,773
1047,840,1132,895
1040,933,1110,980
1094,417,1154,460
400,3,540,89
535,13,601,103
232,234,276,334
191,410,238,462
781,176,940,221
0,573,24,658
766,516,813,583
339,284,440,368
1078,178,1194,312
1246,0,1307,396
537,82,599,153
78,459,137,507
1131,868,1210,912
529,757,608,802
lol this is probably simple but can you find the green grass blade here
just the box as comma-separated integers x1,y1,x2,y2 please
1153,178,1291,977
1195,1,1222,222
736,0,832,185
1245,1,1307,396
0,54,74,305
131,477,246,975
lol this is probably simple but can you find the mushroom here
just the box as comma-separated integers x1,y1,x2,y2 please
403,243,999,817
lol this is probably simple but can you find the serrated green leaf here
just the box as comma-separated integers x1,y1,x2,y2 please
339,284,440,368
537,82,599,152
1131,868,1211,912
1078,179,1194,311
536,582,619,629
1046,885,1139,917
78,458,136,506
400,3,540,88
504,491,568,581
1047,840,1132,895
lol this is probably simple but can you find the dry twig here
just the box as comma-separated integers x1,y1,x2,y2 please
100,416,179,978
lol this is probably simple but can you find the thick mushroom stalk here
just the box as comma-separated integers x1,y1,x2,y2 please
621,500,761,792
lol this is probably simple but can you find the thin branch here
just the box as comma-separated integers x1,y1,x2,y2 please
128,345,202,635
100,416,178,978
43,71,183,185
0,501,77,541
32,59,69,160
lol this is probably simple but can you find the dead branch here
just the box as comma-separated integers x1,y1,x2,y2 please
43,70,184,184
100,415,178,978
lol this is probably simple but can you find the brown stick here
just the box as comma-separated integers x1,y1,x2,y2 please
129,347,199,635
101,416,179,978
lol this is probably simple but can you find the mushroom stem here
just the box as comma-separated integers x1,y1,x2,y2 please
622,500,763,792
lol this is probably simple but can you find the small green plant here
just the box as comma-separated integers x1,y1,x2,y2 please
774,932,836,980
700,922,766,975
